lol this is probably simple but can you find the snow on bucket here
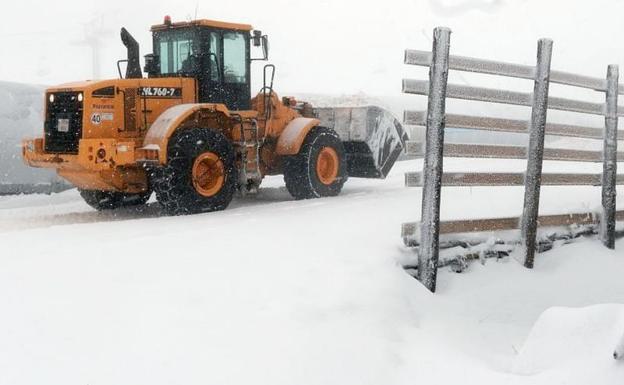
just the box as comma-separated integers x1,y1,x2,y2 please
314,106,408,179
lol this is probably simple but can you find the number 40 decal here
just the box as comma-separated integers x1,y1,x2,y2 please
91,113,102,125
90,112,113,125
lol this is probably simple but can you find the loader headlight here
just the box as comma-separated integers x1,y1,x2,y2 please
49,94,55,103
77,93,83,102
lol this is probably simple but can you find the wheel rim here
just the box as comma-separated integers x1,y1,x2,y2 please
316,146,339,185
192,152,225,197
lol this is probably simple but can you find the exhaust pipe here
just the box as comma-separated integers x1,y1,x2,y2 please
120,27,142,79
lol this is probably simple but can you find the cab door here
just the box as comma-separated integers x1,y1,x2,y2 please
199,30,251,110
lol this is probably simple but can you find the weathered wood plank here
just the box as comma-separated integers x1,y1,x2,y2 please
403,210,624,246
443,172,526,186
405,49,535,80
404,111,623,140
405,49,624,95
403,80,615,116
601,64,619,249
417,26,451,293
405,141,610,162
405,171,422,187
406,172,624,187
521,38,553,269
406,172,523,186
402,212,601,240
405,141,424,157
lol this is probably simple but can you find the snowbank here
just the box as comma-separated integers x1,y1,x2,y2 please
513,305,624,383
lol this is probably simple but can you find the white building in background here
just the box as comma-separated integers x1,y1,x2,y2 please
0,81,69,194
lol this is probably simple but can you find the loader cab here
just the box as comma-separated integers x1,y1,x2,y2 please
146,18,264,111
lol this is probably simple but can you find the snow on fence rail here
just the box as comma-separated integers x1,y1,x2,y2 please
402,27,623,292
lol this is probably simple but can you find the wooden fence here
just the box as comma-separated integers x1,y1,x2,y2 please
402,27,623,292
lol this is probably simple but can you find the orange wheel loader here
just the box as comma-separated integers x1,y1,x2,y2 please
22,16,407,215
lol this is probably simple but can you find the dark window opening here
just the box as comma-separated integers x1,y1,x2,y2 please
92,86,115,97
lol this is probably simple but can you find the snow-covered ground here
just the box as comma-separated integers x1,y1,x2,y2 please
1,158,622,385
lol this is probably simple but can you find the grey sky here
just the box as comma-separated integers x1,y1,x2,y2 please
1,0,624,97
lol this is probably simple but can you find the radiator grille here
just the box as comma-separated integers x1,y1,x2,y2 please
44,92,83,154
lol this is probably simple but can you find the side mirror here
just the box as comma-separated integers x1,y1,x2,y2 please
253,30,262,47
144,54,160,77
251,32,269,61
262,35,269,60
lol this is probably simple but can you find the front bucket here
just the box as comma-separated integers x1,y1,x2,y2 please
314,106,408,178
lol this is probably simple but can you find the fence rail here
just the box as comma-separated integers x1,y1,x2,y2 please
403,27,622,292
404,111,624,140
407,142,624,162
403,79,623,116
402,210,624,245
405,49,624,93
405,172,624,187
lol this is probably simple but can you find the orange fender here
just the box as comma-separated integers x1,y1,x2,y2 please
143,103,231,164
276,117,321,155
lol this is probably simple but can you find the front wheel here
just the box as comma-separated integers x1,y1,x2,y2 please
151,128,237,215
283,127,348,200
79,189,152,211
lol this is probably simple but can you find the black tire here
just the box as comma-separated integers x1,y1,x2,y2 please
151,128,237,215
79,189,151,211
283,127,348,200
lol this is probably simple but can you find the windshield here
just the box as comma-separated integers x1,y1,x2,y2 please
154,30,198,75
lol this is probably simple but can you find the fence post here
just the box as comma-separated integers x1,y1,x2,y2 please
520,38,553,269
418,27,451,292
601,64,619,249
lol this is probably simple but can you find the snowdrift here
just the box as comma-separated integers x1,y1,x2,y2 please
513,305,624,383
0,81,68,194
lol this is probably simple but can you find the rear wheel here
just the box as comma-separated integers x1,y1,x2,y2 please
283,127,348,199
151,128,237,215
79,189,152,211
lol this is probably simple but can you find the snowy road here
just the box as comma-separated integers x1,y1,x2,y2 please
0,159,623,385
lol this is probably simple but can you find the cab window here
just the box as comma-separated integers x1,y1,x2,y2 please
209,32,222,82
223,32,247,83
156,30,198,75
